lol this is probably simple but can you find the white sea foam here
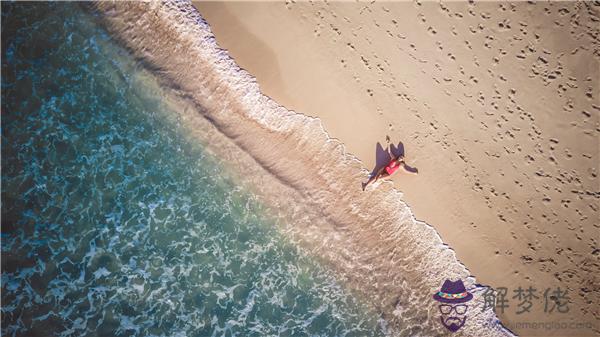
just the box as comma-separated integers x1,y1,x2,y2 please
89,1,518,336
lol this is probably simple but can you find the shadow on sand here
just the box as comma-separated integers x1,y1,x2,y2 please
369,141,404,177
368,141,418,177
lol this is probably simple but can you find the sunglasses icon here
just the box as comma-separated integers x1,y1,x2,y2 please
439,304,468,315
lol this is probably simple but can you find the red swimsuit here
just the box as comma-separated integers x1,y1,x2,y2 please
385,159,401,175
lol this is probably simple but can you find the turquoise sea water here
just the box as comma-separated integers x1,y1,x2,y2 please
1,3,385,336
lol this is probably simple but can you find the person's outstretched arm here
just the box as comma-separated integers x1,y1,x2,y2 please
401,162,419,174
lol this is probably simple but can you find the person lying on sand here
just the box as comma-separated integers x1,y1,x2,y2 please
362,154,418,191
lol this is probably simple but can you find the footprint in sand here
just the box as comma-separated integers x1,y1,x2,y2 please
439,2,451,16
519,21,529,35
313,23,323,37
329,23,341,36
484,35,494,49
360,55,371,69
498,19,512,31
585,87,594,100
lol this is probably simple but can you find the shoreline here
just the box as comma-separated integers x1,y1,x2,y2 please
91,1,515,336
193,2,599,336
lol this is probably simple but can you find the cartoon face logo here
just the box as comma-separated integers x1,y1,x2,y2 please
433,279,473,332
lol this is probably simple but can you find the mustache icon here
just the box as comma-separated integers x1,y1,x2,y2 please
441,316,466,332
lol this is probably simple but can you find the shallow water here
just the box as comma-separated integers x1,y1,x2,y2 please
1,3,385,336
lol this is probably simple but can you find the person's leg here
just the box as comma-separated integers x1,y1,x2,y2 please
363,167,388,190
363,173,379,190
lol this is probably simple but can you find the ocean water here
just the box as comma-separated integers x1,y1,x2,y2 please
0,3,385,336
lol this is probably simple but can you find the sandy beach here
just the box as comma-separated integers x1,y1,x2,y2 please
194,2,599,336
3,1,597,336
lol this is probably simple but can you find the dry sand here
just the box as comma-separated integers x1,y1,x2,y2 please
193,1,599,336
